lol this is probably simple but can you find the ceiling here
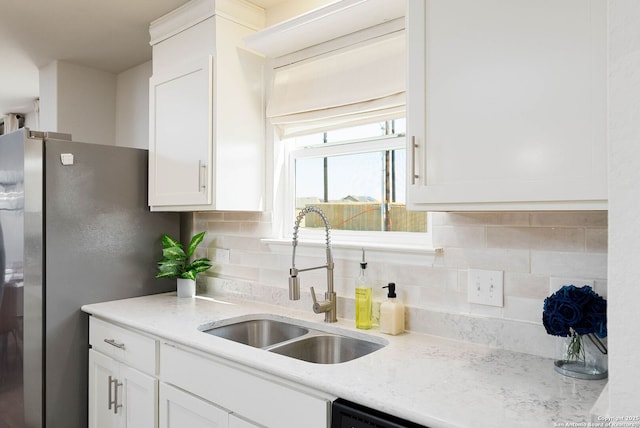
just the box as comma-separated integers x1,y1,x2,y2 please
0,0,284,115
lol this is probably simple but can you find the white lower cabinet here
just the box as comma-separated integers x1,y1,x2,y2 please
159,383,229,428
89,318,159,428
228,415,262,428
89,349,157,428
89,318,332,428
159,383,262,428
160,342,331,428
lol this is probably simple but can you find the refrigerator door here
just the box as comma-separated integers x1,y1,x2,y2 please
41,139,179,428
0,129,27,428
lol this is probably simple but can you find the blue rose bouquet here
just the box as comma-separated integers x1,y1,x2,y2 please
542,285,607,362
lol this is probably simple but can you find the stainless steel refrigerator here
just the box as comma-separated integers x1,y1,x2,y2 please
0,128,180,427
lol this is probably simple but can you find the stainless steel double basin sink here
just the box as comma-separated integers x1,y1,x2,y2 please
199,315,386,364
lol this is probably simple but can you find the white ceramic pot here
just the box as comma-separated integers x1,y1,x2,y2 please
176,278,196,298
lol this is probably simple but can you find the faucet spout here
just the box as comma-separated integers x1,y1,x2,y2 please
289,269,300,300
289,206,337,323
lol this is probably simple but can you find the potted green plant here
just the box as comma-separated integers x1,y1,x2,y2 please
155,231,213,297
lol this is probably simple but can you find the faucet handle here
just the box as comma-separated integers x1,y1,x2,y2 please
310,286,319,307
310,287,331,314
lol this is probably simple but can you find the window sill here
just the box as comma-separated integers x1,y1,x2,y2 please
262,238,441,265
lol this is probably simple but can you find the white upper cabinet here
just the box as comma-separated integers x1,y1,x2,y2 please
149,0,266,211
406,0,607,211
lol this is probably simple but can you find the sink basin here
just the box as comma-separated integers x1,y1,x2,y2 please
269,334,384,364
201,315,386,364
203,319,309,348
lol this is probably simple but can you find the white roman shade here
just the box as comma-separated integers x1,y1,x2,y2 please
267,31,405,138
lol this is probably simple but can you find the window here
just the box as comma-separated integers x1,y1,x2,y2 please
287,119,428,245
268,24,431,248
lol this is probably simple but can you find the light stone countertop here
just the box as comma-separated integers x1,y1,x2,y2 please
82,293,606,428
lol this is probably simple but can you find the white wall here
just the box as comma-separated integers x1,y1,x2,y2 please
38,62,58,133
38,60,116,145
607,0,640,415
23,109,38,130
115,61,152,149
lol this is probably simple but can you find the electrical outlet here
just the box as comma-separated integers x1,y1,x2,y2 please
211,248,230,264
549,277,594,294
468,269,504,307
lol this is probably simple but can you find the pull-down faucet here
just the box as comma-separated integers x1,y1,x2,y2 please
288,206,337,323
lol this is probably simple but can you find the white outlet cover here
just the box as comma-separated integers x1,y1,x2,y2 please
467,269,504,307
549,277,594,294
212,248,230,264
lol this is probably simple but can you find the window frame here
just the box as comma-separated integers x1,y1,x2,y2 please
283,130,432,249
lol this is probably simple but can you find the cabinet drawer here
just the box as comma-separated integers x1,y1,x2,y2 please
160,343,330,428
90,317,157,375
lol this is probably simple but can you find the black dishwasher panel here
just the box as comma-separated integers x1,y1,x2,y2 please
331,398,428,428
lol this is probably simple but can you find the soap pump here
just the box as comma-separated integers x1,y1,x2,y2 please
380,283,405,335
355,248,372,329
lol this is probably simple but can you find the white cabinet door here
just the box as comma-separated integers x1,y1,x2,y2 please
120,365,157,428
406,0,607,211
149,56,213,207
229,414,262,428
89,350,119,428
161,342,331,428
159,383,229,428
89,350,157,428
148,8,265,213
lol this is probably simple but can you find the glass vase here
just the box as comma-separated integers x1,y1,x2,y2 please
554,331,608,380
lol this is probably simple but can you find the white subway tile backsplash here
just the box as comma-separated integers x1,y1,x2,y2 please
530,211,607,227
503,296,544,324
433,212,530,226
487,227,585,252
586,228,608,253
218,235,265,252
503,272,549,299
210,248,230,264
207,220,243,234
441,247,531,272
240,221,272,236
384,264,458,289
195,210,608,359
223,211,264,222
432,225,486,248
257,267,290,289
468,302,504,318
197,212,225,222
531,251,607,279
594,280,608,298
213,263,260,282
